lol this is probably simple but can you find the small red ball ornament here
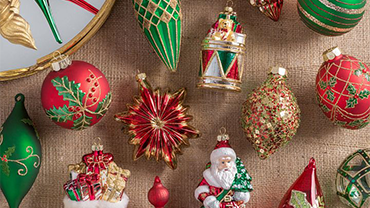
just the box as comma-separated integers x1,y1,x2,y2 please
148,176,169,208
316,47,370,129
41,56,112,130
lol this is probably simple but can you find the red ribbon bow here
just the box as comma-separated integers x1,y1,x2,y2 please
83,150,114,174
77,173,100,200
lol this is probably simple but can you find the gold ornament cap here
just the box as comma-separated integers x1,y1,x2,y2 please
136,73,147,81
323,47,342,61
270,66,287,76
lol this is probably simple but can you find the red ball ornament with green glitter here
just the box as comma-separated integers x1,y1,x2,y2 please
41,55,112,130
241,66,301,159
316,47,370,130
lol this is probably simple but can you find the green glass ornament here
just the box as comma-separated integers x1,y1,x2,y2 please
337,149,370,208
0,94,42,208
35,0,62,43
132,0,182,72
297,0,366,36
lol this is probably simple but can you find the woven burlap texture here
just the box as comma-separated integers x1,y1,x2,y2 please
1,0,370,207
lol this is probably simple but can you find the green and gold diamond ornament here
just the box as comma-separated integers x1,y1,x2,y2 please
337,149,370,208
133,0,182,72
0,94,42,208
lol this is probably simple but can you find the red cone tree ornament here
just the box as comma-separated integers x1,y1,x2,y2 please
148,176,169,208
242,67,301,159
316,47,370,129
41,55,112,130
197,5,246,92
250,0,283,21
279,158,325,208
115,73,199,169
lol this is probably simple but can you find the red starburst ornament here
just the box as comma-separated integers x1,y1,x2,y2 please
114,73,199,169
250,0,283,21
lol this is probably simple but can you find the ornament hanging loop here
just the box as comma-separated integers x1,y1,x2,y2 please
226,0,234,7
218,127,229,141
15,93,25,103
219,127,227,135
50,51,72,72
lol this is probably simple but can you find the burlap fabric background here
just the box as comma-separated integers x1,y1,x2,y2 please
1,0,370,207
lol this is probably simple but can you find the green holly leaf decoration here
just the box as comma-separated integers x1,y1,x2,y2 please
94,92,112,119
334,120,347,127
365,74,370,82
329,77,337,87
359,89,370,99
348,119,369,129
21,118,40,139
319,81,327,90
289,190,312,208
46,105,74,123
359,62,366,70
347,84,357,96
1,162,10,176
1,146,15,176
354,69,362,76
320,104,330,113
4,146,15,157
325,90,335,102
72,115,93,130
51,76,85,107
346,97,358,109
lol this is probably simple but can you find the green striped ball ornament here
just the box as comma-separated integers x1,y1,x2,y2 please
297,0,366,36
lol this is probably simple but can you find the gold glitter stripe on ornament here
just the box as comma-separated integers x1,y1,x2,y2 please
317,0,365,14
298,4,352,33
332,0,366,6
305,0,361,24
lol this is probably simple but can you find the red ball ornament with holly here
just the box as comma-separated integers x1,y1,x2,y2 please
41,55,112,130
316,47,370,130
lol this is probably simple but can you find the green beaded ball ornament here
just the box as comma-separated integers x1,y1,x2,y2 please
297,0,366,36
337,149,370,208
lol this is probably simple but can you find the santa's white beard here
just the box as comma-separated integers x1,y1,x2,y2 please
212,165,237,190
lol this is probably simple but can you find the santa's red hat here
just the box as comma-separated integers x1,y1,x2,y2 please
210,129,236,164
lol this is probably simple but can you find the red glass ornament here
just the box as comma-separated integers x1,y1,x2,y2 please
148,176,169,208
41,60,112,130
66,0,99,14
250,0,283,21
279,158,325,208
115,73,199,169
316,47,370,130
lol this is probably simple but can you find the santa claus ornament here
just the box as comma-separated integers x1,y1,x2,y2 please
337,149,370,208
115,73,199,170
41,54,112,130
279,158,325,208
63,139,131,208
250,0,283,21
316,47,370,130
197,3,246,92
194,128,253,208
242,66,301,159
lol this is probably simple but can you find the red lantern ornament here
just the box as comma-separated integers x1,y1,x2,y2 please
115,73,199,169
250,0,283,21
148,176,169,208
279,158,325,208
41,55,112,130
316,47,370,130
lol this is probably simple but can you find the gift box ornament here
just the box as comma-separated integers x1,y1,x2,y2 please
64,179,82,202
102,162,131,203
63,139,131,208
197,5,246,92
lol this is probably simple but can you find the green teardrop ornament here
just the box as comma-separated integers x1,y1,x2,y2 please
0,94,42,208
